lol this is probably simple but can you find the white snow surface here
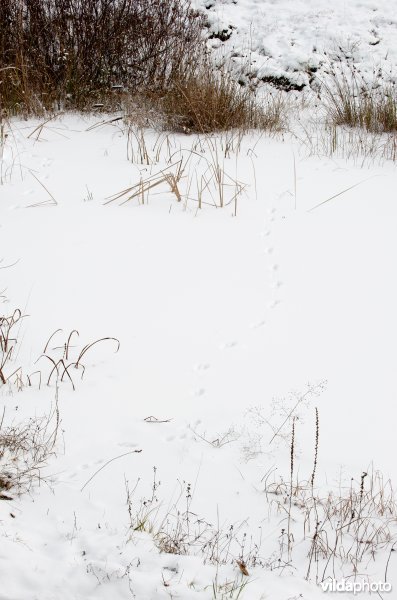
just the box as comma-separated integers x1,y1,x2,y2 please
193,0,397,89
1,115,397,599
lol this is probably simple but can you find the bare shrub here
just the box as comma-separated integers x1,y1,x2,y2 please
0,0,204,114
0,1,288,133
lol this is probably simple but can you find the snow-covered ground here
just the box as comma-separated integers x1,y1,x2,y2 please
1,8,397,599
1,112,397,599
194,0,397,90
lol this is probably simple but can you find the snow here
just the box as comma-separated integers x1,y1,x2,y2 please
2,10,397,599
193,0,397,89
1,113,397,598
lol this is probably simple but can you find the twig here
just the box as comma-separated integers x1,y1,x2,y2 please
144,416,172,423
81,450,142,492
308,176,377,212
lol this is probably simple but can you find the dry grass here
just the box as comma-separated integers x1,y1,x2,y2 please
123,401,397,591
294,119,397,165
287,65,397,165
0,403,60,498
126,461,397,587
126,470,264,570
0,305,118,498
159,63,287,134
0,305,60,498
322,66,397,133
211,575,250,599
37,329,120,391
0,308,25,386
122,397,396,592
265,466,397,583
0,1,287,134
264,411,397,584
107,133,248,213
0,300,119,391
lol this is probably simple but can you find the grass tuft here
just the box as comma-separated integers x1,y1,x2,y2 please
322,66,397,133
159,63,286,134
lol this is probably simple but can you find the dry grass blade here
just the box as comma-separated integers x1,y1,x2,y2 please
75,337,120,367
105,160,184,205
81,449,143,492
86,117,123,132
308,177,376,212
43,329,63,354
65,329,79,361
27,113,65,141
164,174,182,202
28,172,57,207
144,416,172,423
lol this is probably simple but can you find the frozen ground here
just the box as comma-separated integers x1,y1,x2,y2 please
1,115,397,599
194,0,397,90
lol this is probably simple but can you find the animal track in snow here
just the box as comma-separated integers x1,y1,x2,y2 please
269,299,280,309
41,158,53,168
219,340,238,350
118,441,140,449
250,319,266,329
191,388,206,397
194,363,210,372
